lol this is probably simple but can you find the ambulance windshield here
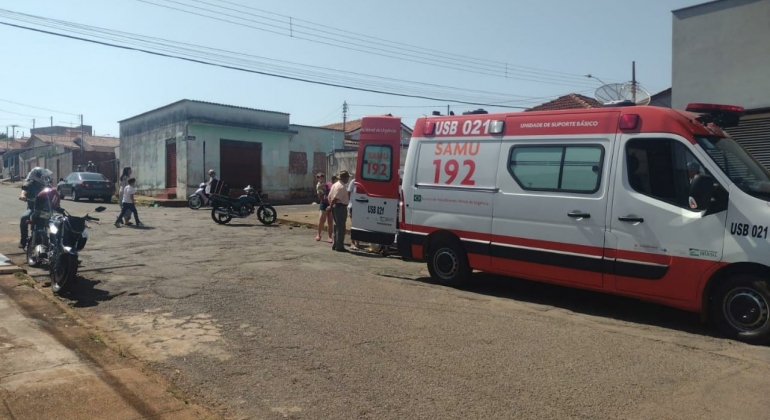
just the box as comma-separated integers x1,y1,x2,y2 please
696,136,770,199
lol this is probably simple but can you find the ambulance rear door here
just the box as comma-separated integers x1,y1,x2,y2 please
351,116,402,245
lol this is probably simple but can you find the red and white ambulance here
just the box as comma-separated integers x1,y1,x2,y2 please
353,103,770,344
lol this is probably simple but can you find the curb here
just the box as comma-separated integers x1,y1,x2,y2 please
0,253,26,275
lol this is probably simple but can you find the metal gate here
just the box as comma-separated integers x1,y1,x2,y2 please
220,139,262,193
166,142,177,188
726,113,770,170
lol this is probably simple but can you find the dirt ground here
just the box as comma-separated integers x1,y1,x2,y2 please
2,184,770,420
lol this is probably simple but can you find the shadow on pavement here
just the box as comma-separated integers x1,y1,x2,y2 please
59,276,127,308
412,272,716,339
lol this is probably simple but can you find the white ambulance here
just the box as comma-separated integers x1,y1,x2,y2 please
352,103,770,344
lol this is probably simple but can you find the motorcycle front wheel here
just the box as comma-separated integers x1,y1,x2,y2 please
188,195,203,210
257,204,277,225
51,254,77,294
211,204,232,224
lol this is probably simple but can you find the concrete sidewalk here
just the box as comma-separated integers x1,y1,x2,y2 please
0,274,217,420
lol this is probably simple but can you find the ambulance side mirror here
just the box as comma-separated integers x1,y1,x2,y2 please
689,174,717,211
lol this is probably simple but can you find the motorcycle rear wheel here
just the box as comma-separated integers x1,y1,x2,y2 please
211,204,232,224
257,204,277,225
188,195,203,210
51,254,77,294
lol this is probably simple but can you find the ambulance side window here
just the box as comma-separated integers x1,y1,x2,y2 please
626,139,708,209
508,145,604,193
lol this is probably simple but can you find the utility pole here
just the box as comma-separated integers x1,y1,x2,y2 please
447,104,450,116
342,101,348,145
631,61,637,104
10,125,17,140
32,119,35,133
80,114,84,159
50,117,53,145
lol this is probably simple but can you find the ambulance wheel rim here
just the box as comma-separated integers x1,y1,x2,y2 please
723,287,769,332
433,248,458,280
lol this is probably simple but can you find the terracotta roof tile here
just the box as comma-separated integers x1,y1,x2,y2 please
30,134,81,149
321,119,363,134
84,135,119,148
0,138,28,151
526,94,603,112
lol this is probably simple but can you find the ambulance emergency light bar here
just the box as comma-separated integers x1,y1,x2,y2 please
685,103,744,128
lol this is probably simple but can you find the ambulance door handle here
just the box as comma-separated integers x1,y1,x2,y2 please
355,198,369,203
618,215,644,223
567,211,591,219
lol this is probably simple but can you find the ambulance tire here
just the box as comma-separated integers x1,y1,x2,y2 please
711,274,770,345
427,237,471,287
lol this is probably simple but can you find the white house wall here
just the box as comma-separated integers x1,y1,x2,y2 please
672,0,770,109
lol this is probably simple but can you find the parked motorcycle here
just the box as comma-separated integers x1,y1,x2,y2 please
210,185,276,225
27,204,106,294
188,182,209,210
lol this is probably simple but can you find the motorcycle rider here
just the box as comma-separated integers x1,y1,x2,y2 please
19,167,53,248
198,169,218,206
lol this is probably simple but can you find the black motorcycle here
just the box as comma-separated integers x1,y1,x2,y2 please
210,185,276,225
27,206,105,293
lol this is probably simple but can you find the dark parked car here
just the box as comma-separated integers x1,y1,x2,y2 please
57,172,113,202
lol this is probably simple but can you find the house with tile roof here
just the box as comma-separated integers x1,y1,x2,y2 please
322,117,413,149
526,93,603,112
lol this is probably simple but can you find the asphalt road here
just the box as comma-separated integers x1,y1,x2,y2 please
2,184,770,420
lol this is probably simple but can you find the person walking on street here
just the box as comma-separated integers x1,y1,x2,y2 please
327,170,351,252
315,173,333,243
117,167,133,225
114,178,143,228
347,174,361,249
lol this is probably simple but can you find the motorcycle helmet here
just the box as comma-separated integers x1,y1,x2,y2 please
35,187,61,212
26,167,53,186
200,182,206,188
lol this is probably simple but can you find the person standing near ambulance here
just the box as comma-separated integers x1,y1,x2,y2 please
326,170,351,252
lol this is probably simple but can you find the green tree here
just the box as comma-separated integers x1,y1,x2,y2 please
0,133,7,140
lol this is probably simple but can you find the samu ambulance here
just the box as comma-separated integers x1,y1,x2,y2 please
352,103,770,344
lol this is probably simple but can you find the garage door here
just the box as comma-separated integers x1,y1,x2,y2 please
166,142,177,188
220,139,262,193
726,113,770,170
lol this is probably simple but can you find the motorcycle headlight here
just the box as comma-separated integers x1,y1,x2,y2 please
48,225,59,235
81,229,88,239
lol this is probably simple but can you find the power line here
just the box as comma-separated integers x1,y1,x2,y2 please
0,108,46,118
204,0,616,82
1,9,544,103
0,98,79,116
0,19,531,109
135,0,601,88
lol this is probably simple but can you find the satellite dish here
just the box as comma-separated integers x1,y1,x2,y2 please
595,83,651,106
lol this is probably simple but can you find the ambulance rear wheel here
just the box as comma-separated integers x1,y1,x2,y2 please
712,274,770,345
427,238,470,287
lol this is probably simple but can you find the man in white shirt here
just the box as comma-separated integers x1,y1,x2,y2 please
326,170,351,252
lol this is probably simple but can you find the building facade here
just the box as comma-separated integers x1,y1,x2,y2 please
672,0,770,167
119,100,342,201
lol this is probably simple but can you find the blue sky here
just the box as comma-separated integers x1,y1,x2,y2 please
0,0,704,137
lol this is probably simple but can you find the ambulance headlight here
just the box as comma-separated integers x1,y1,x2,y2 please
490,120,505,134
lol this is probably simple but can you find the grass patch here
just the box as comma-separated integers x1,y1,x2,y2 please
116,345,126,358
14,272,36,288
167,385,189,404
89,332,104,344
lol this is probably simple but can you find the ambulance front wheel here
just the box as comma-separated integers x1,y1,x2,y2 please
427,237,471,287
712,274,770,345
